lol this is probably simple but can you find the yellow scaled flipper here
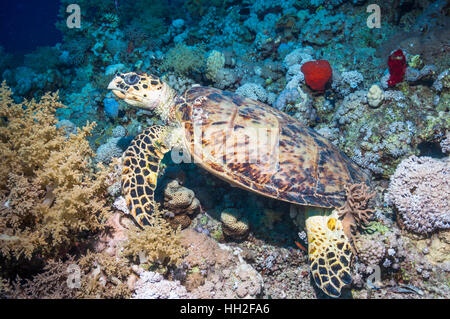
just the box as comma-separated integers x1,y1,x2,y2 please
121,125,172,226
306,210,353,297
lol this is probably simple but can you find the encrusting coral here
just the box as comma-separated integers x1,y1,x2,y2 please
0,82,111,261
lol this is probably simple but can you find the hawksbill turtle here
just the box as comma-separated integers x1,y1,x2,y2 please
107,72,370,297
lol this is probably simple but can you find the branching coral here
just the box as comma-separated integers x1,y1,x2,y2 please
0,276,11,298
0,82,111,261
8,258,77,299
76,251,133,299
122,207,186,267
337,183,376,244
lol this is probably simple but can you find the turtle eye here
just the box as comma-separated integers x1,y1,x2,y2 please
125,74,140,85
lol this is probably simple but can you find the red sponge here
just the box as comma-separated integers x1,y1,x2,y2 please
387,49,406,87
301,60,333,92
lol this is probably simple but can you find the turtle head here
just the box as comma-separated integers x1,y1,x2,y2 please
108,72,172,111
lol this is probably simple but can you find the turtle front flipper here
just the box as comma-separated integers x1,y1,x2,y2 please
122,125,173,227
305,210,353,298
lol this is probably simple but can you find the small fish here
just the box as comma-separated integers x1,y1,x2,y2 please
294,241,307,252
114,0,119,12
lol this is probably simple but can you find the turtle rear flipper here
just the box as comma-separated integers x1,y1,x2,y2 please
306,210,353,298
121,125,172,226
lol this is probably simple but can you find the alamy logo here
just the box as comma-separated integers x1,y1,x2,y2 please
366,264,382,288
66,4,81,29
367,4,381,29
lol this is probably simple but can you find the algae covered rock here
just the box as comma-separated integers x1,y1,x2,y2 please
180,229,263,298
334,85,449,177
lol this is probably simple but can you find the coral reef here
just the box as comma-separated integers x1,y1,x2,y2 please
180,229,263,298
1,0,449,300
133,269,191,299
332,84,448,177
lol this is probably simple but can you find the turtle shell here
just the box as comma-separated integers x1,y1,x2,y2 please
175,86,369,208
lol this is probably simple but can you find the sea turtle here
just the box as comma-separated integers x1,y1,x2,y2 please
107,72,370,297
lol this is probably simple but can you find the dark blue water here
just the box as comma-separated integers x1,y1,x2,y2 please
0,0,62,54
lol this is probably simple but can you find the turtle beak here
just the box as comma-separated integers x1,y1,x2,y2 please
107,79,126,100
111,89,126,99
